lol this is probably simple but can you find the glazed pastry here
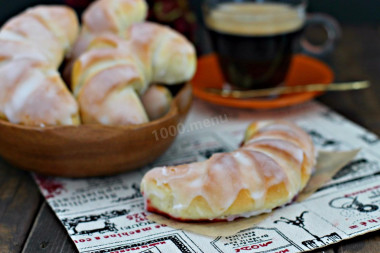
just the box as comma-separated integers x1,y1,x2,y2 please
0,6,80,126
64,0,147,82
141,121,315,221
1,6,79,67
67,0,195,124
124,22,197,85
72,35,149,125
141,85,173,121
72,22,196,125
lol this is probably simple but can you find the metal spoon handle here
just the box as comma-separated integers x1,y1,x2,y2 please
204,81,370,99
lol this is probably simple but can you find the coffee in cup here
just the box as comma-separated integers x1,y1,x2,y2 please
203,0,338,90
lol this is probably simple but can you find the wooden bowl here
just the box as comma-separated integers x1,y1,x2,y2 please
0,83,192,177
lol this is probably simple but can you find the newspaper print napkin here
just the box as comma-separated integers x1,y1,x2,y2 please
34,100,380,253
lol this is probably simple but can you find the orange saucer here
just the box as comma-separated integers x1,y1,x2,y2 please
191,54,334,109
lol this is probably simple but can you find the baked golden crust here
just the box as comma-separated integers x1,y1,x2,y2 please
141,121,316,221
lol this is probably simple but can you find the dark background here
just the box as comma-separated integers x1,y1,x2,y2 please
1,0,380,26
1,0,379,58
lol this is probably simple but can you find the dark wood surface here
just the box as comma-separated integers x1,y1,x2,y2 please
1,24,380,253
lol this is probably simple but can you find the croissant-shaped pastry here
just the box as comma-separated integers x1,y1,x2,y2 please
72,22,196,125
123,22,197,85
69,0,148,61
0,6,80,126
72,35,148,125
141,121,316,221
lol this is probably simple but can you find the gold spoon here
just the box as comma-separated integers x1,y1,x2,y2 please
203,81,370,99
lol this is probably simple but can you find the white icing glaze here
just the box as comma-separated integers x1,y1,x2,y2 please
98,85,148,125
8,68,42,113
3,14,63,67
0,39,50,64
2,63,77,125
27,6,79,52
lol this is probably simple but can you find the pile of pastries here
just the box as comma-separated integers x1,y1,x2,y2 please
0,0,196,126
0,0,317,222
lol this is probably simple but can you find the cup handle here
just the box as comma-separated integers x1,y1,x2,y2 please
300,13,341,57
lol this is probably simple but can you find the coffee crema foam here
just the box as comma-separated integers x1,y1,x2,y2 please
206,3,305,36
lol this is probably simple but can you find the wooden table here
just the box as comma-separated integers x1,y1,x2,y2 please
1,24,380,253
